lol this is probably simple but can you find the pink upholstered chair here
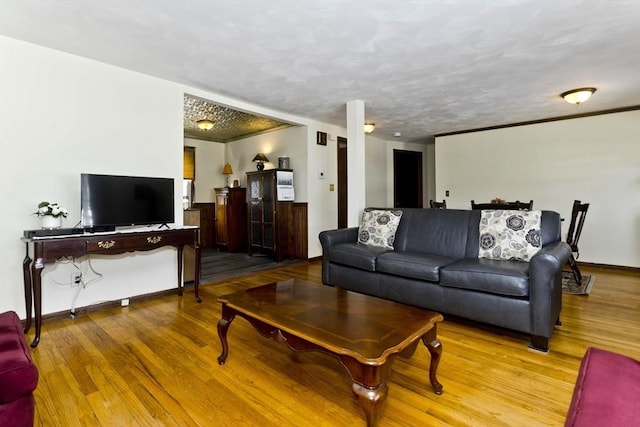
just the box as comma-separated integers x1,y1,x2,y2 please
566,347,640,426
0,311,39,427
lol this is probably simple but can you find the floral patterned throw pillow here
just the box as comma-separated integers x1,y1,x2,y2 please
358,208,403,249
478,210,542,261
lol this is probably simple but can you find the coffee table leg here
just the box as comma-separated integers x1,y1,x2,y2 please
217,305,236,365
352,382,388,427
422,329,443,395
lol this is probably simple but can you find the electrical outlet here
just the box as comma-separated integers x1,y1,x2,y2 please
121,298,130,307
71,273,82,285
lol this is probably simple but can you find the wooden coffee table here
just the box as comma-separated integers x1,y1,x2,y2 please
216,278,443,426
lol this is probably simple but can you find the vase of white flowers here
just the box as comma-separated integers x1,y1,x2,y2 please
34,201,68,229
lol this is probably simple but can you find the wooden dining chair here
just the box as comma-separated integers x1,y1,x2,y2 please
514,200,534,210
429,199,447,209
470,200,533,210
566,200,590,286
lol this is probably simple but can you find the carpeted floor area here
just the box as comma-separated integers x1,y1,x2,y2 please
199,249,302,284
562,271,595,295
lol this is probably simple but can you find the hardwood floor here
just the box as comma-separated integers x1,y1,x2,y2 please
30,262,639,426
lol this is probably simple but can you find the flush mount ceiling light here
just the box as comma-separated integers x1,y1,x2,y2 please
364,122,375,134
196,119,215,130
560,87,597,105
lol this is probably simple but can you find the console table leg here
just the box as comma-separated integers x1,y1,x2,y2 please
352,382,388,427
22,243,33,334
176,247,184,296
422,329,443,395
30,263,43,348
193,241,201,303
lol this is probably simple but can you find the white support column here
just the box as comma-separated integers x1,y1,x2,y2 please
346,100,366,227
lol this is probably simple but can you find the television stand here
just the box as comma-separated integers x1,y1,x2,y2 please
21,226,201,347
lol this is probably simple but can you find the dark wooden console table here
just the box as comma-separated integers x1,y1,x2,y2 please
21,227,201,347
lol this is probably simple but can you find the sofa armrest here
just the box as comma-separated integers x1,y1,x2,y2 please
319,227,359,247
319,227,359,285
528,241,572,339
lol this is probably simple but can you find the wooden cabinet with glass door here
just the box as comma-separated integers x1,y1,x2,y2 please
246,169,293,262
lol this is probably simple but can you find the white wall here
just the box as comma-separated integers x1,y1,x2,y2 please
225,126,308,199
435,110,640,267
384,139,433,207
184,137,226,202
0,36,184,317
0,34,439,319
364,136,433,207
0,36,341,319
364,135,388,207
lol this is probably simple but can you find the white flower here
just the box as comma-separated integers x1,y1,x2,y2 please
34,201,68,218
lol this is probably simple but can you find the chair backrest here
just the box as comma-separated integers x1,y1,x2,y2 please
429,199,447,209
566,200,589,251
470,200,534,210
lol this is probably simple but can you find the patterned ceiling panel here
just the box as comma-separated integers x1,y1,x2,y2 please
183,95,292,142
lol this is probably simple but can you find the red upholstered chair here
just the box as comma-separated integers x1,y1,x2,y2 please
0,311,39,427
565,347,640,426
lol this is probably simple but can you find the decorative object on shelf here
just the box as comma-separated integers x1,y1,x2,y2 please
364,122,375,134
560,87,597,105
222,163,233,187
278,156,290,169
196,119,215,130
233,179,239,188
491,197,506,204
33,201,68,229
252,152,269,171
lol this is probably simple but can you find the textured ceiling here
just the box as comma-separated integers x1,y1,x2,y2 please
183,95,293,142
1,1,639,143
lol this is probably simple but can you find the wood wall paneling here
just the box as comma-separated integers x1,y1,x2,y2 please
292,202,308,259
192,202,215,249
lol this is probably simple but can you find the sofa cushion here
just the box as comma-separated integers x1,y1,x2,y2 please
0,311,39,404
478,210,542,261
358,208,403,249
377,251,458,282
440,258,530,297
328,242,391,272
394,208,472,259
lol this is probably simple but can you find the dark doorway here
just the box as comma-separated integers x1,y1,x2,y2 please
393,149,423,208
337,136,348,228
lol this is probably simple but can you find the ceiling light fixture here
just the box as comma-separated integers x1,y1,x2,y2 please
196,119,215,130
364,122,375,134
560,87,597,105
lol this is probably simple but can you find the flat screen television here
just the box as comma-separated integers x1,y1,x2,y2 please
81,173,175,231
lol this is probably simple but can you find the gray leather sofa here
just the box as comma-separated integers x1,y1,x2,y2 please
319,208,571,352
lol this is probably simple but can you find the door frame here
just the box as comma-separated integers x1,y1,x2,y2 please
393,149,423,208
